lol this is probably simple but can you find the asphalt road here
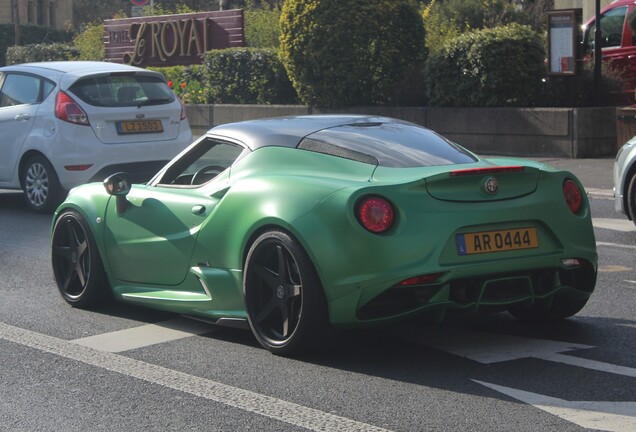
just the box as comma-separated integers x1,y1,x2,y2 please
1,156,635,432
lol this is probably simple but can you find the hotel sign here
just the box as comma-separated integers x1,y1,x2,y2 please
104,9,244,67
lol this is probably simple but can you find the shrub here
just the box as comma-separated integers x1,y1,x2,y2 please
279,0,426,107
73,22,105,61
425,23,544,107
202,48,297,104
149,65,208,104
538,63,630,107
6,43,79,65
423,0,527,53
0,24,72,66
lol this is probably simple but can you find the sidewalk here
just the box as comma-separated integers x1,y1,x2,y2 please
492,156,615,200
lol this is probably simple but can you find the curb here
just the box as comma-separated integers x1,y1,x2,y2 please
587,188,613,200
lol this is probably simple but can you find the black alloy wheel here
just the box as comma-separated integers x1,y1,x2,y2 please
51,210,109,308
244,230,329,355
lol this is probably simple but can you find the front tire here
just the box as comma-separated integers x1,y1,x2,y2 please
51,210,110,308
627,173,636,224
244,230,329,355
22,154,64,213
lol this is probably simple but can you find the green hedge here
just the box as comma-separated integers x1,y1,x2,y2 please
202,48,297,104
280,0,427,107
6,43,79,65
148,65,208,104
425,23,544,107
0,24,72,66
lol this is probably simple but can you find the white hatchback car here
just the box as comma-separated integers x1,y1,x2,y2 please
0,61,192,212
614,136,636,225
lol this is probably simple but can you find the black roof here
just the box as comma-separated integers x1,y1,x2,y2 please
205,115,405,150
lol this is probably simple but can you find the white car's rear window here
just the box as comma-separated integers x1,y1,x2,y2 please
70,74,175,107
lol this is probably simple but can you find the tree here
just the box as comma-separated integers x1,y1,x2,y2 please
520,0,554,32
12,0,21,45
73,22,105,60
72,0,220,25
423,0,525,53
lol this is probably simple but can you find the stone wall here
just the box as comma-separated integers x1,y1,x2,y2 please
185,104,618,158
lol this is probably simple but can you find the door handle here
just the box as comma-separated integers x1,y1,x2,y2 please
191,205,206,215
14,113,31,121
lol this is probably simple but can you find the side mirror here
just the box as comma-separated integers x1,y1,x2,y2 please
103,172,131,196
103,173,131,214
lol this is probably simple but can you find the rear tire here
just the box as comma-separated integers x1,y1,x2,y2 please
243,230,329,356
22,154,65,213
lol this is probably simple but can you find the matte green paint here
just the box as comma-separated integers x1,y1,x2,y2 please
53,146,597,326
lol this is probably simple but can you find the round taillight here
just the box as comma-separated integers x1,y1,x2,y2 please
563,179,582,214
357,196,394,233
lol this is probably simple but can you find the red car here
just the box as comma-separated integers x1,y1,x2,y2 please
583,0,636,94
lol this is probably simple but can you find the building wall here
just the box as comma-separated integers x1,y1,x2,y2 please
554,0,613,21
0,0,72,30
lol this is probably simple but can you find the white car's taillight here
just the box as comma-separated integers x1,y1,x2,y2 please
178,97,187,121
55,91,89,125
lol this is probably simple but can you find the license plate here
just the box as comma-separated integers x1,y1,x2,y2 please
117,120,163,134
456,227,538,256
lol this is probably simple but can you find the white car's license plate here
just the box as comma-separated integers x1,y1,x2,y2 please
117,120,163,134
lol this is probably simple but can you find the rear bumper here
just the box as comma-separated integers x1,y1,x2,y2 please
50,122,191,190
352,259,596,323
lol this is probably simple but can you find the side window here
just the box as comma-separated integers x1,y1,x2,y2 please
42,80,55,100
0,74,41,107
585,6,627,50
157,138,245,186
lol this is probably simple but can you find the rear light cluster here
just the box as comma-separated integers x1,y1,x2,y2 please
357,196,394,233
178,97,187,121
562,179,583,214
398,273,444,286
55,91,89,125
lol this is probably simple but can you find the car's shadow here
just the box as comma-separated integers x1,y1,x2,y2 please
0,190,27,208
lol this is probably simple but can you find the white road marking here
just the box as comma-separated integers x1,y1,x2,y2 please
473,380,636,432
0,321,391,432
404,327,591,363
593,218,636,232
71,318,213,352
402,327,636,378
535,352,636,379
626,280,636,285
598,265,632,273
597,241,636,250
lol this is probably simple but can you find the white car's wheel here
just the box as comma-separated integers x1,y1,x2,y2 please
627,173,636,225
22,155,64,213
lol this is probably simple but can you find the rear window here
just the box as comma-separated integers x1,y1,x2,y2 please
299,122,477,168
70,74,175,107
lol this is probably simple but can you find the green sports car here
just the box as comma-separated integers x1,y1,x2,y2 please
51,115,597,355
